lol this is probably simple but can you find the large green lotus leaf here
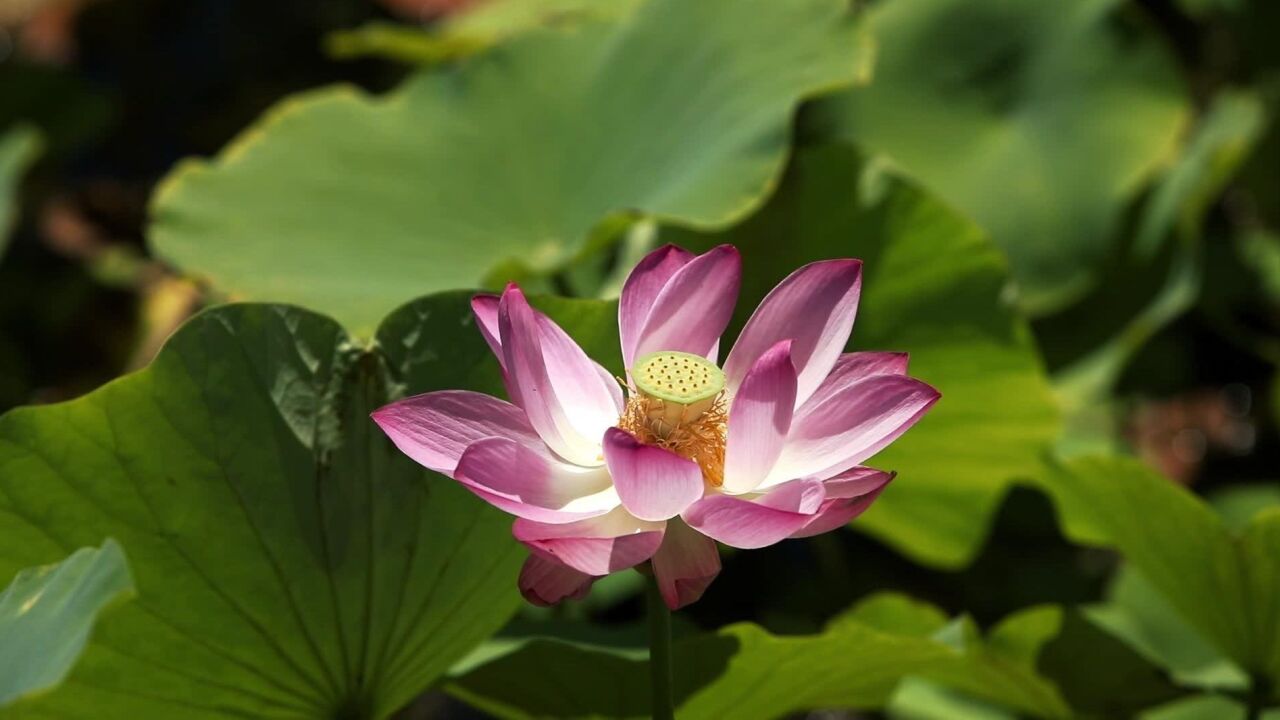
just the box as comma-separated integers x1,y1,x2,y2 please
0,541,134,707
449,592,1188,719
150,0,869,335
808,0,1188,314
0,294,552,719
0,126,41,257
1041,455,1280,696
666,145,1060,567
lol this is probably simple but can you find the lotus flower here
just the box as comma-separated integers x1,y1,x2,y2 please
372,245,939,609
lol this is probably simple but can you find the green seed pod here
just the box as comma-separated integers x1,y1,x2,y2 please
631,351,724,436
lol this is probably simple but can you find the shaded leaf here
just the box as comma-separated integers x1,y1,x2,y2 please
808,0,1188,314
1054,91,1267,412
666,145,1060,567
448,593,1073,719
1041,455,1280,697
0,541,134,707
151,0,871,335
1037,608,1187,716
1089,567,1249,691
1212,485,1280,534
0,126,41,258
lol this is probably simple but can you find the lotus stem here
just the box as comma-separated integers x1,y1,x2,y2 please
646,571,675,720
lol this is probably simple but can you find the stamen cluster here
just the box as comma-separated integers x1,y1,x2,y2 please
618,389,728,487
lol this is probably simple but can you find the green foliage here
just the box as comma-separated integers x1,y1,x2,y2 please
1060,91,1265,383
0,126,41,257
809,0,1188,314
449,591,1190,719
150,0,871,335
1053,91,1267,454
0,541,134,707
327,0,643,65
5,0,1280,716
667,146,1060,567
0,296,555,718
1041,455,1280,698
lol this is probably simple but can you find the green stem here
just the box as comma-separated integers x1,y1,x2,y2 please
646,572,675,720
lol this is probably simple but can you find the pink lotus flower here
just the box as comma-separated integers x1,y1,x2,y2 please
372,245,939,609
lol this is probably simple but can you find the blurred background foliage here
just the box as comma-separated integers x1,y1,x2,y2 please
1,0,1279,717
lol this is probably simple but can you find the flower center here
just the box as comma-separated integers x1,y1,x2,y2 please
619,351,728,487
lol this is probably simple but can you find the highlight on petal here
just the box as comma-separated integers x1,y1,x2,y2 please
498,284,621,466
625,244,741,367
764,374,939,486
371,390,541,476
603,428,704,521
723,259,862,407
803,351,909,410
651,518,721,610
682,479,825,549
823,465,896,499
477,294,623,414
514,507,665,576
619,244,694,367
790,468,895,539
454,437,620,524
722,340,797,494
518,554,595,606
471,294,504,369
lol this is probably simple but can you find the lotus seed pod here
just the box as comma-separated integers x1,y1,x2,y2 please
631,350,725,437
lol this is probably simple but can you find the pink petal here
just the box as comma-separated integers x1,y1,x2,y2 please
651,518,720,610
804,351,909,408
790,470,895,539
626,245,741,367
454,437,620,523
619,245,694,368
723,260,862,408
513,507,665,576
371,390,540,476
824,466,896,499
471,294,504,369
755,478,826,513
722,340,797,494
681,480,825,549
477,292,623,410
765,374,939,485
518,554,595,606
499,285,621,466
602,428,704,522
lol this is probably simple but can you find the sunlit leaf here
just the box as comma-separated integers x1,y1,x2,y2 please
151,0,871,335
0,295,540,718
808,0,1188,314
0,541,134,707
666,145,1060,567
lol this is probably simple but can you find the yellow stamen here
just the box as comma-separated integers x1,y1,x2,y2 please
618,387,728,488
